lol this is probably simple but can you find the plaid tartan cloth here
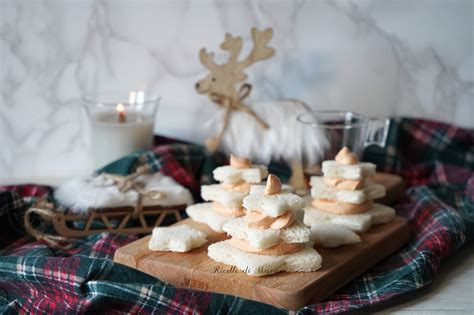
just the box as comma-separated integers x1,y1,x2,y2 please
1,118,473,314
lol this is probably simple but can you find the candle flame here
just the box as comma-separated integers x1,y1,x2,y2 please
116,103,125,112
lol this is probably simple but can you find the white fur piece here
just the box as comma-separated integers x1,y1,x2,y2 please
310,176,386,204
200,184,246,209
213,165,268,185
223,217,310,249
304,203,396,233
205,100,329,165
208,240,322,277
186,202,237,232
309,223,361,248
322,161,376,180
148,225,207,252
243,190,305,217
54,173,193,213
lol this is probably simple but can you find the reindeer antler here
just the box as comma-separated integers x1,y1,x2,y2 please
240,27,275,68
221,33,243,64
199,49,217,70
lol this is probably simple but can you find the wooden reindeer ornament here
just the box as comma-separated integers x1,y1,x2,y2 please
196,27,276,151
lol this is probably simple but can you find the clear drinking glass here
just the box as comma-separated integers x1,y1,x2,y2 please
83,90,160,168
296,111,390,174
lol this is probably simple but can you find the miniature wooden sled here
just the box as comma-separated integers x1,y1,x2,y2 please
25,202,186,238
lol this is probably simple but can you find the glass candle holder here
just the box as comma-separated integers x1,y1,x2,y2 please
84,90,159,168
297,110,390,175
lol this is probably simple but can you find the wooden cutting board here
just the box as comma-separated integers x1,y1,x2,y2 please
114,173,409,310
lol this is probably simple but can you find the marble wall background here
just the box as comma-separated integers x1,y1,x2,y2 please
1,0,473,183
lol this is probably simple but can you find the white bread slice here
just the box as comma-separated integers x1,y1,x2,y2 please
249,184,293,195
213,165,268,184
369,205,398,224
304,207,372,232
148,224,207,252
223,217,310,249
186,202,236,232
243,191,305,217
208,240,322,277
310,176,386,204
304,203,396,233
330,212,372,232
322,161,376,180
201,184,246,209
309,222,361,248
364,182,387,200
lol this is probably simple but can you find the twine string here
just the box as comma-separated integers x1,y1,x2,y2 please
101,164,167,217
207,84,270,151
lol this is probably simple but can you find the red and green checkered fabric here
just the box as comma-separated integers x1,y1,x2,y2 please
1,118,473,314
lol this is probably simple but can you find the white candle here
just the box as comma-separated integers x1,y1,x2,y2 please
90,107,154,168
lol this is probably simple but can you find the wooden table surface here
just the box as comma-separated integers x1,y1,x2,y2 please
4,176,473,313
